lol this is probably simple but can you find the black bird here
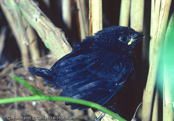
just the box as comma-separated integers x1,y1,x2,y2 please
28,26,143,111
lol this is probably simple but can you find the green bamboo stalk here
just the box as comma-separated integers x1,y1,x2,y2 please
119,0,131,27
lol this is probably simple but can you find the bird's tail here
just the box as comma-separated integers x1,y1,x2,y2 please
28,67,59,88
28,67,52,77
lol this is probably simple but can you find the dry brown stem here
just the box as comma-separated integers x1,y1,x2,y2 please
89,0,102,36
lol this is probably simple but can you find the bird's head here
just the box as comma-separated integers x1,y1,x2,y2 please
94,26,144,54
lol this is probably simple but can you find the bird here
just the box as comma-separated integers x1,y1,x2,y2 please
28,26,143,111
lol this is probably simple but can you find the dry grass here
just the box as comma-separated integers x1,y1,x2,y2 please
0,55,95,121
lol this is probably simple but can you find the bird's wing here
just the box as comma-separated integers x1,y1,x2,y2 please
65,88,117,110
51,51,134,110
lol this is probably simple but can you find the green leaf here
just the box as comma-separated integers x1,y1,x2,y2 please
0,96,126,121
9,74,42,96
8,74,126,121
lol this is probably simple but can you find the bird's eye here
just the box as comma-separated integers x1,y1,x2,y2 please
121,36,127,41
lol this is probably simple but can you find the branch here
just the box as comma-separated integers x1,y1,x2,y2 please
3,0,72,59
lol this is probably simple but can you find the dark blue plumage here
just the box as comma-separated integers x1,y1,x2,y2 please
28,26,143,110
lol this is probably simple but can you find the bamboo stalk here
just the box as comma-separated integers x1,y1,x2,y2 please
119,0,131,27
163,12,174,121
73,0,89,41
22,16,40,66
79,0,89,39
130,0,144,32
4,0,29,45
142,0,172,121
149,0,161,63
62,0,72,29
152,91,158,121
1,1,29,68
3,0,72,59
130,1,145,120
147,1,161,121
89,0,102,36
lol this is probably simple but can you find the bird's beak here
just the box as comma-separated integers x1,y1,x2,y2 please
128,39,135,45
128,34,144,45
